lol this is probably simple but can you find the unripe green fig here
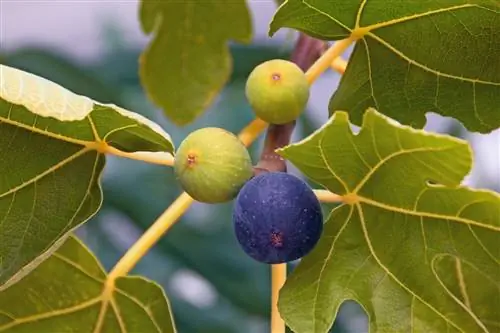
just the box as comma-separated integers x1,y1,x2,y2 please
174,127,253,203
245,59,309,124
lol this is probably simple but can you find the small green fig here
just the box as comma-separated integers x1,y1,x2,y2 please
245,59,309,124
174,127,253,203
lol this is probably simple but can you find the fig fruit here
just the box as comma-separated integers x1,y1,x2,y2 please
232,172,323,264
245,59,309,124
174,127,253,203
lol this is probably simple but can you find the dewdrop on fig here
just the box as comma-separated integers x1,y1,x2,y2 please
232,172,323,264
174,127,253,203
245,59,310,124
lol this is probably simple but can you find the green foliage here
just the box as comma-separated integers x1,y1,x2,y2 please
277,108,500,332
139,0,253,125
270,0,500,133
0,235,176,332
1,1,499,333
0,64,173,290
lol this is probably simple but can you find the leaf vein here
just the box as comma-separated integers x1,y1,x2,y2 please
114,287,163,333
111,298,127,333
467,225,500,265
7,181,38,274
353,146,456,194
0,148,92,199
311,206,354,331
87,114,101,142
102,124,139,142
355,0,368,28
472,82,488,128
430,254,489,332
357,203,466,332
363,38,380,111
420,216,430,265
361,4,476,33
303,0,352,32
366,32,499,85
52,253,105,284
346,128,372,169
0,114,93,147
0,297,101,331
454,258,472,310
359,197,500,232
318,131,349,193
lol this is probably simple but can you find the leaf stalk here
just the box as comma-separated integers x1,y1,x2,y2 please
314,189,344,203
108,192,194,280
105,145,175,166
305,37,353,83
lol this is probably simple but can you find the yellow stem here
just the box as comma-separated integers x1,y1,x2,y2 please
108,192,194,280
271,264,287,333
331,57,348,75
104,145,175,166
305,37,354,84
239,117,268,146
314,189,343,203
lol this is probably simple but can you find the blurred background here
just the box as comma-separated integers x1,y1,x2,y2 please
1,1,498,332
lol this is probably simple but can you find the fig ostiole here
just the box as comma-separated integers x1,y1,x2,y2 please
174,127,253,204
232,172,323,264
245,59,310,125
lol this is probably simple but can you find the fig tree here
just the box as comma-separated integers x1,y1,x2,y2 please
174,127,253,204
245,59,309,124
232,172,323,264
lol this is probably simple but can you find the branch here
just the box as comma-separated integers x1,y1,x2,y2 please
108,193,193,280
261,34,326,333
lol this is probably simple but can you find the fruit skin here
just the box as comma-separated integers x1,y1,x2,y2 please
174,127,253,204
245,59,309,124
232,172,323,264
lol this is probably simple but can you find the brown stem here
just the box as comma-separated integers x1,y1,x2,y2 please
254,34,325,175
254,122,296,174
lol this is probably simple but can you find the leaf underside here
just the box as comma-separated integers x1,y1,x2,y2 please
139,0,252,125
0,235,177,333
278,108,500,333
0,64,174,290
270,0,500,133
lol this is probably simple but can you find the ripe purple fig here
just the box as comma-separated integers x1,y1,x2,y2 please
233,172,323,264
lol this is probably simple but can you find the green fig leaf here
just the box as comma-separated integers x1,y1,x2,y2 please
139,0,252,125
270,0,500,133
0,235,177,333
0,64,174,290
277,108,500,333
